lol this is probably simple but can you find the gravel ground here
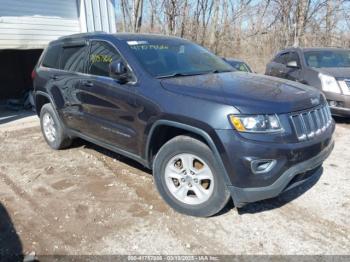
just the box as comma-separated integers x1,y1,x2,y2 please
0,114,349,257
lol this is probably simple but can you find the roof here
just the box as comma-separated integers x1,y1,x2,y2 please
301,47,349,52
278,46,349,53
113,33,188,42
57,31,107,40
52,31,187,43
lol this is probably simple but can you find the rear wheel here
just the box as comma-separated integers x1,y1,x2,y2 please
40,103,72,150
153,135,230,217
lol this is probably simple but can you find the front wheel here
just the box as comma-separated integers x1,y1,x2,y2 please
153,135,230,217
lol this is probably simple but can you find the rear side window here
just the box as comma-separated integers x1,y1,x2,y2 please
88,41,121,77
60,45,86,73
42,45,61,69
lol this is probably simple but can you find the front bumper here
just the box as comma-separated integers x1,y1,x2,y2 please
325,91,350,117
330,106,350,117
227,139,334,207
214,118,335,207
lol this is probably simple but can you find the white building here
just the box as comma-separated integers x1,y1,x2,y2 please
0,0,116,99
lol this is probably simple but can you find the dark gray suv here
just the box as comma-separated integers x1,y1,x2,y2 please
266,47,350,117
33,33,335,217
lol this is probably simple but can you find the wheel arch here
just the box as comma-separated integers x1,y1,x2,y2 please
145,120,232,186
34,91,56,116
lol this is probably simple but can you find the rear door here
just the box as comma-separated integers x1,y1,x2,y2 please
56,42,90,130
74,40,139,153
36,42,88,129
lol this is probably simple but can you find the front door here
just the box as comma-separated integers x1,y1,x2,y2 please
75,40,139,153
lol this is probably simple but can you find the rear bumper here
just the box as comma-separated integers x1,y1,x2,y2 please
228,139,334,207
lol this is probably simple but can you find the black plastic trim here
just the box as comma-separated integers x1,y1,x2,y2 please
34,91,56,108
146,120,232,185
68,130,148,167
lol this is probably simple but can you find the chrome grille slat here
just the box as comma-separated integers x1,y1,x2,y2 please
327,106,331,121
318,108,326,131
326,107,332,124
315,109,322,134
322,107,329,126
290,104,332,141
299,114,308,140
310,111,318,132
305,112,315,138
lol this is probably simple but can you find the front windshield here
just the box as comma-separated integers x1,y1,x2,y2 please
126,40,234,78
304,50,350,68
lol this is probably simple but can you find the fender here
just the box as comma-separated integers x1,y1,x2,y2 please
145,120,232,186
34,90,68,129
34,90,58,110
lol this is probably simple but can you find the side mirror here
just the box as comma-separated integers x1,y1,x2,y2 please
110,60,130,84
287,61,299,69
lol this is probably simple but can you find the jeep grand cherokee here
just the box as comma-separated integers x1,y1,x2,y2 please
33,33,335,217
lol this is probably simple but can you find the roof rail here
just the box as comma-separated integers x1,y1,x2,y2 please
58,31,107,40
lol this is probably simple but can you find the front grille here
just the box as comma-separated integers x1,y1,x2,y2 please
290,104,332,141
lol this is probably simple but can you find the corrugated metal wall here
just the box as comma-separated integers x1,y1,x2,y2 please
0,0,81,49
0,0,116,50
79,0,117,34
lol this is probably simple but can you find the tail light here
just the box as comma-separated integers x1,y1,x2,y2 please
31,69,36,80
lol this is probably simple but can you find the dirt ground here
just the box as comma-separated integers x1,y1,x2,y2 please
0,112,349,257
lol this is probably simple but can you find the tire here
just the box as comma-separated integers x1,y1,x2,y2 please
40,103,72,150
153,135,231,217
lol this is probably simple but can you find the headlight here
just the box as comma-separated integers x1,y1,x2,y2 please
229,114,283,133
318,73,341,94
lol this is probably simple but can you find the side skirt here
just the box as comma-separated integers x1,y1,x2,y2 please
68,129,150,169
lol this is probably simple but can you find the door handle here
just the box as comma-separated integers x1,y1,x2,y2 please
50,75,58,80
82,80,94,87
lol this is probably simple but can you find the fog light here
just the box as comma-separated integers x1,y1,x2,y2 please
251,159,276,174
328,100,343,107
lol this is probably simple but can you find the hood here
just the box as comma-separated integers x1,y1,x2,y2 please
313,67,350,80
160,72,325,114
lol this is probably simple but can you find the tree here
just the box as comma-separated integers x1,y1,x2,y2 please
115,0,350,72
294,0,309,47
133,0,144,32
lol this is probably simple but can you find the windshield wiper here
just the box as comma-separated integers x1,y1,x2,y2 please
156,71,209,79
156,69,234,79
210,69,234,74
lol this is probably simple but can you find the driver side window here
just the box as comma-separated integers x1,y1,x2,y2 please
88,41,121,77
